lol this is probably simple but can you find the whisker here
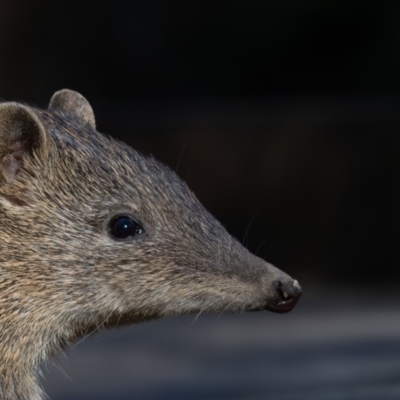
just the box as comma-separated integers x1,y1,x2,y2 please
175,143,187,174
191,309,204,327
255,239,268,256
71,310,115,350
243,211,261,248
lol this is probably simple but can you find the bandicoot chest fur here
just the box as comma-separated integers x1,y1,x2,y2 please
0,90,302,399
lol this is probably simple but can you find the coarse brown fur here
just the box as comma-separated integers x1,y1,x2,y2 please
0,90,302,399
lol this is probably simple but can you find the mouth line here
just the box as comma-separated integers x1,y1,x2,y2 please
247,297,298,314
265,297,297,313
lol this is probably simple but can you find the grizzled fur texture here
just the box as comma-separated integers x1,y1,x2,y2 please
0,90,301,400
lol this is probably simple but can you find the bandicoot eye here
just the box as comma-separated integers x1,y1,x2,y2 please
108,216,144,239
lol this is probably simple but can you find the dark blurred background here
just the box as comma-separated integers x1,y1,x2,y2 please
2,1,400,399
2,0,400,286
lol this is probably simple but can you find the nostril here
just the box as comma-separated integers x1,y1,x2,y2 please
274,280,285,299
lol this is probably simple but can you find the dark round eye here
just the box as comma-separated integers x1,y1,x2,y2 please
108,216,144,240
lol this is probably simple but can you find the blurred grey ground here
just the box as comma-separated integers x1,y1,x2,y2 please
41,289,400,400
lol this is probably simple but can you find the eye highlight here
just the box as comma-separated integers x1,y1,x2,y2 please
108,216,144,240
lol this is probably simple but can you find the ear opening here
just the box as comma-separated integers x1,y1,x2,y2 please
0,103,49,186
49,89,96,129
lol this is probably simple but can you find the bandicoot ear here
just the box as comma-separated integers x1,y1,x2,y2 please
49,89,96,129
0,103,49,185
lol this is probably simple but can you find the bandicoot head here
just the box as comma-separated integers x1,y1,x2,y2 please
0,89,301,399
